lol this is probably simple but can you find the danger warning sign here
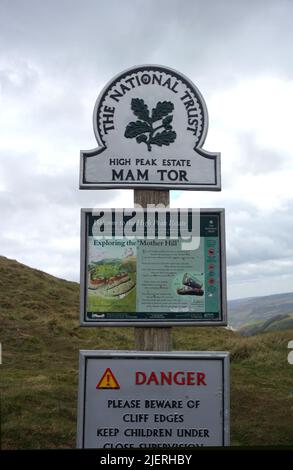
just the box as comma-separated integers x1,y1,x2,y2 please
77,351,230,448
96,368,120,389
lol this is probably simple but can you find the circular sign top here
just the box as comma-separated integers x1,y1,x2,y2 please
80,64,220,191
93,64,208,152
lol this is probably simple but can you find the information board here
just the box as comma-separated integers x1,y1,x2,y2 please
80,208,227,326
77,351,230,448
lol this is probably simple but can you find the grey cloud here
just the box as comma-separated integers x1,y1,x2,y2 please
227,259,293,299
234,132,288,174
226,206,293,266
176,189,293,271
1,0,293,88
0,149,132,279
0,60,39,96
0,151,114,207
0,0,293,299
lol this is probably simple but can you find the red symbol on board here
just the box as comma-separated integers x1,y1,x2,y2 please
96,368,120,389
208,248,215,256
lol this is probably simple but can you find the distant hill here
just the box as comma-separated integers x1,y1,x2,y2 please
228,292,293,330
238,313,293,336
0,255,293,448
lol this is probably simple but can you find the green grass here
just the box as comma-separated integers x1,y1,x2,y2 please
240,313,293,336
1,256,293,448
266,314,293,332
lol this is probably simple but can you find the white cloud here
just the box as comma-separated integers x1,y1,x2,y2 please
207,77,293,157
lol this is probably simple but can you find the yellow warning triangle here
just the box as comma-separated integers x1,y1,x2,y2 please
96,368,120,389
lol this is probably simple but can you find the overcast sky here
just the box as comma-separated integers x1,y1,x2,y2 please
0,0,293,300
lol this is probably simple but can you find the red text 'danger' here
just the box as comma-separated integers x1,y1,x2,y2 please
135,371,207,386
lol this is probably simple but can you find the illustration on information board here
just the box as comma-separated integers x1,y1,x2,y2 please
88,243,136,313
176,273,204,296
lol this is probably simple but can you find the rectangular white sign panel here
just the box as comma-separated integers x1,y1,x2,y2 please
77,351,230,448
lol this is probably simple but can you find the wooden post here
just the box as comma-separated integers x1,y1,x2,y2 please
134,190,172,352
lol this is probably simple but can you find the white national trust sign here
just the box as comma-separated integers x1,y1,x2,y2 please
80,65,221,190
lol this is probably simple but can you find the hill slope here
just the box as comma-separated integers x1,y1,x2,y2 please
239,313,293,336
228,292,293,329
0,256,293,448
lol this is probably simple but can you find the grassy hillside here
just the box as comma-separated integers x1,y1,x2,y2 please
1,256,293,448
239,313,293,336
229,292,293,329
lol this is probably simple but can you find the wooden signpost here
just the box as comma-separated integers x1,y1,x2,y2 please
134,189,171,351
77,64,229,447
